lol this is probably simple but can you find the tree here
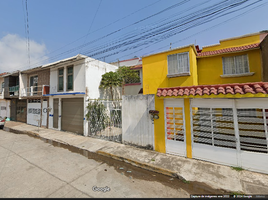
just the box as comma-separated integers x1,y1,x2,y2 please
99,71,121,101
99,66,140,100
117,66,140,95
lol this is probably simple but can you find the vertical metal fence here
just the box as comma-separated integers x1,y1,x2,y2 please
86,100,122,143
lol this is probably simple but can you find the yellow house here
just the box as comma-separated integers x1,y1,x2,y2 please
142,30,268,174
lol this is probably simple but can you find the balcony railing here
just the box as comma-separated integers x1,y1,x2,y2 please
20,85,50,97
9,85,19,96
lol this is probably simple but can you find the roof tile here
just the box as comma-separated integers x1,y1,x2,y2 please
157,82,268,97
197,43,259,57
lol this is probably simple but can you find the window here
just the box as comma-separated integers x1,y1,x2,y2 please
167,52,189,75
58,68,64,91
67,66,73,90
30,75,38,94
222,54,249,75
1,82,4,93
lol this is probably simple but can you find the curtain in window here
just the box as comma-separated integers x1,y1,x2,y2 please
223,55,249,75
168,54,178,74
223,57,235,74
177,53,189,73
168,52,189,75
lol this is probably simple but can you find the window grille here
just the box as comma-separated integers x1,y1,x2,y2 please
192,107,236,149
166,107,184,142
237,108,268,154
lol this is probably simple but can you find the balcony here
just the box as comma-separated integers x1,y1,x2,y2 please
9,85,19,97
20,85,50,97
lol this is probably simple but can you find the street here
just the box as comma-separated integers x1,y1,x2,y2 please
0,130,223,198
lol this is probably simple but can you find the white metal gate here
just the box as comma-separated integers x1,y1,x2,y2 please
87,100,122,143
164,99,186,156
27,99,41,126
191,98,268,174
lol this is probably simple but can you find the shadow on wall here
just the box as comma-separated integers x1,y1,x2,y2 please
99,86,122,100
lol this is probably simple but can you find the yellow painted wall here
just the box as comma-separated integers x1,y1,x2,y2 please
202,34,261,52
154,97,165,153
143,32,264,156
142,46,197,95
198,49,262,85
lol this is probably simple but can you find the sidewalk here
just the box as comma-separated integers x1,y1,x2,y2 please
3,121,268,195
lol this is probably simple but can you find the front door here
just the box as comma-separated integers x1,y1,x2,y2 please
16,100,27,123
164,99,186,156
53,98,59,128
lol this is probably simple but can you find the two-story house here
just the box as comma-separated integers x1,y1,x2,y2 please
19,66,50,127
3,70,27,122
42,54,118,136
142,30,268,174
0,72,10,119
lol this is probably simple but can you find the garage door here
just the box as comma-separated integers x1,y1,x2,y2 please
191,98,268,174
61,98,84,135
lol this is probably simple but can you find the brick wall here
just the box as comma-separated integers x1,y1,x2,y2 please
27,69,50,87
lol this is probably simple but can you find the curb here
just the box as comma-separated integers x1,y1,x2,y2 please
96,150,187,181
4,125,187,181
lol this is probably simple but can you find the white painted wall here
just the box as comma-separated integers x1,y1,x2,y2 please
19,73,28,98
0,99,10,118
49,59,86,94
122,94,155,149
27,102,41,126
85,58,119,99
124,85,142,95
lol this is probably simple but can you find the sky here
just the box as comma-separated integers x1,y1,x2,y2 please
0,0,268,73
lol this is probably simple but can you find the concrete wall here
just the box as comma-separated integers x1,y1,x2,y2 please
85,58,120,100
122,94,155,149
142,46,198,95
19,73,28,97
124,84,142,95
26,69,50,87
49,60,86,94
0,99,10,118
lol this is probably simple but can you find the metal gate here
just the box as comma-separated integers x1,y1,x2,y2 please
164,99,186,156
191,98,268,174
87,100,122,143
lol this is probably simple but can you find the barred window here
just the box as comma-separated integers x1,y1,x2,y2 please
167,52,189,75
222,54,249,75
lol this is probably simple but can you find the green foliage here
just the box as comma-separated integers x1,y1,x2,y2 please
117,66,140,84
99,71,121,100
86,101,109,133
99,66,140,99
99,71,121,89
231,166,244,171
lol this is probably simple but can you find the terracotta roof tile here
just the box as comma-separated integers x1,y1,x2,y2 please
197,43,259,57
157,82,268,97
130,64,142,69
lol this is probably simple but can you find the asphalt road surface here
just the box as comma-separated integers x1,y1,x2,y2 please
0,130,223,198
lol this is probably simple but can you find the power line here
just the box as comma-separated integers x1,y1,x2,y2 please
15,0,264,72
24,0,189,68
33,0,162,61
80,0,102,54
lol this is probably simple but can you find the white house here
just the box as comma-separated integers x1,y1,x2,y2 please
0,72,10,119
43,54,118,136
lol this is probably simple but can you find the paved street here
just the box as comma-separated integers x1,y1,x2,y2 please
0,130,195,198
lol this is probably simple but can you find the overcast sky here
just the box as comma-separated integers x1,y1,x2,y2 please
0,0,268,73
